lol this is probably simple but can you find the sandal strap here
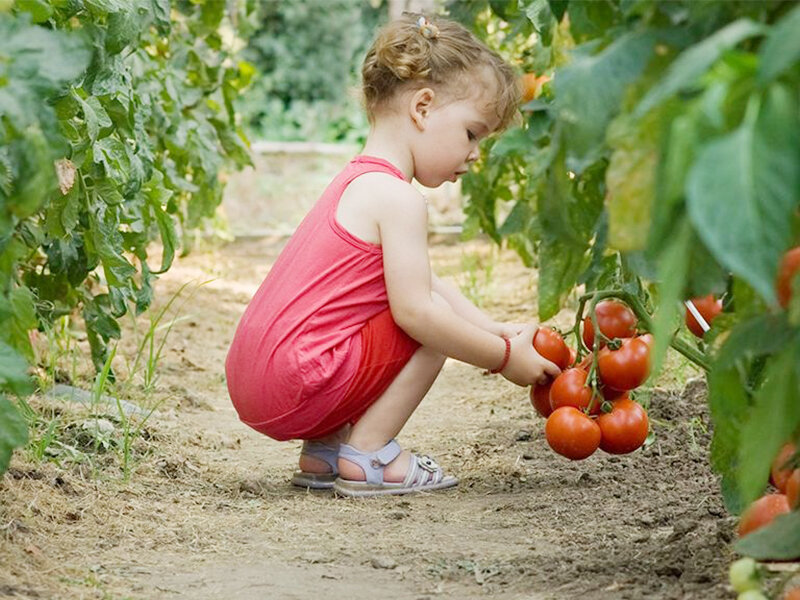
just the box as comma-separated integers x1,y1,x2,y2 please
301,441,340,475
403,454,444,487
338,439,402,485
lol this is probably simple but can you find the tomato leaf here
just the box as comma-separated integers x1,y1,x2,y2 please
686,85,800,305
555,30,656,172
708,365,750,513
635,19,766,117
737,344,800,505
757,3,800,84
0,395,28,474
735,510,800,560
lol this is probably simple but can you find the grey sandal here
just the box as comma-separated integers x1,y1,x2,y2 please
291,441,339,489
333,439,458,497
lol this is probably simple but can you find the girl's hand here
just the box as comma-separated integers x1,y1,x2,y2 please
494,321,526,338
500,324,562,387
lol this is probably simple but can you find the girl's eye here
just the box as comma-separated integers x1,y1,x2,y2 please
467,130,476,141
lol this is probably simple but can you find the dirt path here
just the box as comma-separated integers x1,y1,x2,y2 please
1,233,736,600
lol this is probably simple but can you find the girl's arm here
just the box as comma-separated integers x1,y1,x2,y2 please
431,274,521,337
375,179,559,386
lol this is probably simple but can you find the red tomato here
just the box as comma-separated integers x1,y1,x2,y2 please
597,398,649,454
530,380,553,418
737,493,790,537
549,368,601,414
533,327,570,370
567,346,577,367
545,407,601,460
685,295,723,338
783,588,800,600
582,300,637,350
597,336,651,391
777,247,800,308
599,383,627,402
786,470,800,509
771,443,797,492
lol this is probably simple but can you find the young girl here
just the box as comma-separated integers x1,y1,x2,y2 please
225,14,561,497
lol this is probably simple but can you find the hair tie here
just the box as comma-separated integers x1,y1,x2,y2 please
416,16,439,40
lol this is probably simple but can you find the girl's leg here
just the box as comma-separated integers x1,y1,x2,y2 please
339,343,446,483
297,424,350,474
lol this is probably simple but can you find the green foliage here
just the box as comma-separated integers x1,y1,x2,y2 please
238,0,385,142
0,1,255,476
454,0,800,530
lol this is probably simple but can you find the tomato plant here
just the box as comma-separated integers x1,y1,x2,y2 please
533,327,570,370
596,398,649,455
685,295,723,338
545,406,601,460
582,299,637,350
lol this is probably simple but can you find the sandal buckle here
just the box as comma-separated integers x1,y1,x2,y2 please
418,455,439,473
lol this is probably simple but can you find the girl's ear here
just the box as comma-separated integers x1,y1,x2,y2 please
409,87,435,130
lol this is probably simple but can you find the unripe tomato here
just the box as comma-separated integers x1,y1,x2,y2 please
771,443,797,492
776,247,800,307
728,557,760,593
582,300,637,350
533,327,570,370
597,336,651,391
545,407,601,460
737,493,790,537
530,380,554,418
786,470,800,509
549,368,600,414
597,398,649,454
685,295,723,338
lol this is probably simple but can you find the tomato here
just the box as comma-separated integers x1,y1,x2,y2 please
530,380,553,418
771,443,797,492
784,588,800,600
545,407,601,460
567,346,577,367
582,300,637,350
520,72,549,103
597,398,649,454
549,368,601,414
597,336,651,391
599,383,627,402
786,470,800,509
533,327,570,370
737,493,791,537
685,294,723,338
776,247,800,308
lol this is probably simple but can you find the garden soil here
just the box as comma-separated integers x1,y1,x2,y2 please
1,155,736,599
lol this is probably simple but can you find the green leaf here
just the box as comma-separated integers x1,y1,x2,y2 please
538,237,586,321
74,94,113,142
635,19,765,117
708,364,750,513
735,510,800,560
520,0,555,45
650,218,690,377
757,3,800,84
555,30,656,172
0,341,33,396
738,345,800,505
605,114,658,252
15,0,54,23
0,395,28,475
686,86,800,304
714,313,795,370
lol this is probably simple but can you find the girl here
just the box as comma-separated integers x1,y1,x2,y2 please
225,14,561,497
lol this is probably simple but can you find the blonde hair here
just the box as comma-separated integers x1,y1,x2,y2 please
361,14,519,131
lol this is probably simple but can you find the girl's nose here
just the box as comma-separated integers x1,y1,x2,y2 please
467,146,480,162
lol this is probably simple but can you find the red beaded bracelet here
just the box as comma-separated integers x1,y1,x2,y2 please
489,336,511,374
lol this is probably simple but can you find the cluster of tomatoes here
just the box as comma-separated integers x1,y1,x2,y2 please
529,299,653,461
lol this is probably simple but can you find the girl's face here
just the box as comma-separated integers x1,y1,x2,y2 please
411,90,499,188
